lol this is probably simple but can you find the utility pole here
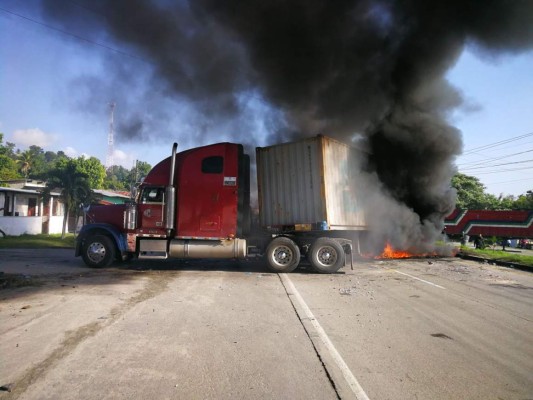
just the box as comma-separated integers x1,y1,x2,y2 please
106,102,115,170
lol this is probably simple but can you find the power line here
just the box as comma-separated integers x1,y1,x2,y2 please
471,166,533,175
459,141,533,166
0,4,266,107
458,148,533,168
0,6,151,64
484,177,533,185
461,159,533,171
458,132,533,194
462,131,533,156
66,1,107,18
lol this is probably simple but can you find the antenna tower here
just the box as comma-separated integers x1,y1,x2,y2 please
106,102,116,169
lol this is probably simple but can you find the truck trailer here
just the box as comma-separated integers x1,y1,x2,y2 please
76,135,367,273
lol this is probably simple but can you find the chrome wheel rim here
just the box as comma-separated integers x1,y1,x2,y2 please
316,246,337,266
272,245,293,266
87,242,106,263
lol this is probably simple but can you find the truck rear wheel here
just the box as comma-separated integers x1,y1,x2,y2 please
308,238,345,273
81,234,116,268
265,237,301,273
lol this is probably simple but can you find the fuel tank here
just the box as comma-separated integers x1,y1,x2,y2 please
169,239,247,259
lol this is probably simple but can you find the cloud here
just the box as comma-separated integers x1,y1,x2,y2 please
112,149,135,168
64,146,78,158
12,128,58,148
63,147,92,161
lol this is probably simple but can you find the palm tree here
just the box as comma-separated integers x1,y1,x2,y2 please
45,159,93,238
16,150,33,178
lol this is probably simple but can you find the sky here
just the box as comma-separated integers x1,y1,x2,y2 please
1,0,532,198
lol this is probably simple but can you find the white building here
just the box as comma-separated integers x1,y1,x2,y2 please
0,183,64,236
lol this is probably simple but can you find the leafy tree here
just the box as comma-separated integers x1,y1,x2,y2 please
0,155,21,183
74,156,106,189
103,175,127,191
135,161,152,182
104,165,130,190
44,151,57,163
0,133,16,158
496,194,516,210
45,159,93,238
452,173,533,210
482,193,504,210
27,145,47,178
513,191,533,210
451,173,491,209
4,143,16,158
43,150,67,167
103,161,152,191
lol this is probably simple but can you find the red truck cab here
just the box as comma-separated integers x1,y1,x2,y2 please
138,142,246,239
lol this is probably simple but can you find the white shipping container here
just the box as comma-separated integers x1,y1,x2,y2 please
256,135,367,230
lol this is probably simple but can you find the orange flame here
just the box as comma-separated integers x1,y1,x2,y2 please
362,242,453,259
377,242,413,259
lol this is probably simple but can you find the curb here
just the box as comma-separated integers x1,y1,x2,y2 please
457,253,533,273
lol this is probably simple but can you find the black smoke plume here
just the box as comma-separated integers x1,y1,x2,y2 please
40,0,533,252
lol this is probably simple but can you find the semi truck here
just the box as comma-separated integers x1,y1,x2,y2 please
76,135,367,273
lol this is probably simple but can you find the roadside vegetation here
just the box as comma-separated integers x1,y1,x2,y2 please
0,234,76,249
1,133,152,192
460,246,533,267
452,173,533,210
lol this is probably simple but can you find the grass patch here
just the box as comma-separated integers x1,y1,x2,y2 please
460,246,533,267
0,233,76,249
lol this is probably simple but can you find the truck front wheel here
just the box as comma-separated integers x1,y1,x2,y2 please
308,238,345,273
265,237,301,273
81,234,116,267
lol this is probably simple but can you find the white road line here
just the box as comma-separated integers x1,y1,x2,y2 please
393,270,446,289
280,273,370,400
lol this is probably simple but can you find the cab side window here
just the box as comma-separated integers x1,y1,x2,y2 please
202,156,223,174
141,187,165,203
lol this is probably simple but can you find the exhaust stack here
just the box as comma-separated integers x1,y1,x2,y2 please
165,143,178,236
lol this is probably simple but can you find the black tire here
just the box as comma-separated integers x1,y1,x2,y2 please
308,238,345,273
265,237,301,273
81,234,116,267
121,253,135,262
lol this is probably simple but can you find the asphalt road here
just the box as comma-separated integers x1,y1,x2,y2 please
1,249,532,399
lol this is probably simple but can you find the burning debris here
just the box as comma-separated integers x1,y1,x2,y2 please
361,242,432,260
39,0,533,253
364,241,459,259
376,243,414,259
